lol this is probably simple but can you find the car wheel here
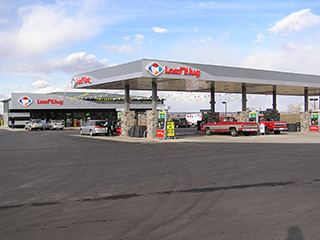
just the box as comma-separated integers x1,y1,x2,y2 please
205,128,211,135
89,130,94,136
230,128,238,137
274,130,280,134
80,129,84,135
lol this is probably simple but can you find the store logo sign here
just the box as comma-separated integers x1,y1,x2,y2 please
18,96,33,107
164,66,201,78
72,76,92,87
147,62,164,77
147,62,201,78
37,99,64,105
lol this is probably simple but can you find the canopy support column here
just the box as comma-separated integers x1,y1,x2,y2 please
304,87,309,112
300,87,311,133
210,82,215,113
152,79,157,111
242,83,247,111
273,85,277,112
125,84,130,112
147,79,158,139
121,83,135,137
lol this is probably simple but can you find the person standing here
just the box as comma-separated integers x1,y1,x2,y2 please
105,118,113,136
11,117,15,129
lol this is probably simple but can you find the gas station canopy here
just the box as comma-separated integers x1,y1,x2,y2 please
73,59,320,96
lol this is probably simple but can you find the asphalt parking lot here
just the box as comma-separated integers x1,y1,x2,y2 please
0,128,319,240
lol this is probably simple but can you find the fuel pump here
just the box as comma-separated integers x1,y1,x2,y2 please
248,110,259,123
156,107,173,139
156,110,167,139
310,111,319,132
158,111,165,130
115,109,122,135
248,109,264,134
311,112,319,125
201,111,208,123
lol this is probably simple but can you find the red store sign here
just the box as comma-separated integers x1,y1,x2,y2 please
164,66,201,78
72,76,92,87
37,99,64,105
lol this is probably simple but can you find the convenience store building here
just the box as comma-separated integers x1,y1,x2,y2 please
2,91,164,128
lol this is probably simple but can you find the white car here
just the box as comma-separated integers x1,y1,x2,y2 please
25,119,45,131
79,120,108,136
45,120,64,130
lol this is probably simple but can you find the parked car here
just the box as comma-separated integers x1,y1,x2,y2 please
45,120,64,130
24,119,45,131
79,120,108,136
174,118,189,128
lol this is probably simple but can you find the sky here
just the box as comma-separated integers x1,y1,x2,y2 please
1,0,320,113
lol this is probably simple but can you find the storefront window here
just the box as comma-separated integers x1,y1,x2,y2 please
29,110,117,127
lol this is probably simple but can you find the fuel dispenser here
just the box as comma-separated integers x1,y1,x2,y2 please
156,107,175,139
197,110,208,131
249,110,259,123
156,110,166,139
249,110,264,134
309,111,319,132
115,110,122,135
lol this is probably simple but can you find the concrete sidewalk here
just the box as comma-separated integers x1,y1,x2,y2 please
2,125,320,144
76,131,320,144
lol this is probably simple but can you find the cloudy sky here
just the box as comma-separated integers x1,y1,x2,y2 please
1,0,320,113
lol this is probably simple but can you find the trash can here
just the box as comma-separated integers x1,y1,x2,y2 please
129,126,135,137
134,125,147,137
287,123,297,132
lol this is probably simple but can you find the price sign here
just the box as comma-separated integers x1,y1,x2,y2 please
166,121,175,137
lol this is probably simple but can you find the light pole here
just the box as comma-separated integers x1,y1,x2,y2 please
310,98,318,110
222,101,227,116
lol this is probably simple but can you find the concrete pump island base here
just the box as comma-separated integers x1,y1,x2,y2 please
73,128,320,144
72,59,320,139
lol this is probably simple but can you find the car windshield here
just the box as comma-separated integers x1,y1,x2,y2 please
34,120,42,123
53,120,61,123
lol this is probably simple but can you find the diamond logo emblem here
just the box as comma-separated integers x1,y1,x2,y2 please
147,62,164,77
18,96,33,107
